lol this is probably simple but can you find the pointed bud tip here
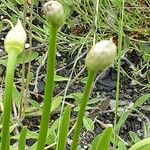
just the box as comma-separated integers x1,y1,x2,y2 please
43,0,64,27
5,19,27,55
85,39,117,72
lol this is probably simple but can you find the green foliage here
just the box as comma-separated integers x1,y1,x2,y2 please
129,138,150,150
17,50,39,64
89,126,113,150
83,116,94,132
18,127,27,150
117,141,127,150
15,0,27,5
116,94,150,132
0,50,39,66
129,131,141,144
58,0,73,19
57,105,71,150
96,126,113,150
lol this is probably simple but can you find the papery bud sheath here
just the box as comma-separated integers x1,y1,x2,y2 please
85,39,117,72
5,20,27,55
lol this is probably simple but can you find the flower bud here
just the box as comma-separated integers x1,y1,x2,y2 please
43,0,64,27
85,39,117,72
5,20,27,55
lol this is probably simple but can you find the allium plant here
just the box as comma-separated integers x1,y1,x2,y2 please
36,1,65,150
1,20,26,150
70,39,117,150
1,1,119,150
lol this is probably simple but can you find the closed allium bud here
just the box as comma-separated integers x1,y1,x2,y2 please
5,20,27,55
85,39,117,72
43,0,64,27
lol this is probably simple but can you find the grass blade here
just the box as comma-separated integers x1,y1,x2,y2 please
129,138,150,150
133,94,150,109
56,105,71,150
116,94,150,132
96,126,113,150
18,126,27,150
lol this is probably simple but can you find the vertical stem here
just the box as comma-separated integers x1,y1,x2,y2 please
70,71,96,150
36,25,58,150
93,0,99,45
23,2,34,118
1,52,17,150
113,0,124,149
19,2,28,119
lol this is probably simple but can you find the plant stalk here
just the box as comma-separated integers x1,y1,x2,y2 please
113,0,124,149
70,70,96,150
1,51,18,150
36,25,58,150
19,1,28,119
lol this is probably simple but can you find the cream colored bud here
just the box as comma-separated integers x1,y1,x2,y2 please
85,39,117,72
5,20,27,55
43,0,64,27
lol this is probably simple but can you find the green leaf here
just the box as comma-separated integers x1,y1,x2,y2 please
46,128,56,145
54,75,69,82
9,0,17,4
12,85,21,107
143,122,149,138
129,138,150,150
89,134,101,150
115,110,130,132
76,145,82,150
17,50,39,64
123,35,130,49
129,131,141,144
87,98,100,105
29,142,37,150
96,126,113,150
18,127,27,150
59,0,73,19
117,141,127,150
27,130,39,140
116,94,150,132
26,96,62,118
26,72,34,83
51,96,62,113
57,105,71,150
0,51,39,66
29,99,41,109
12,130,38,140
51,118,60,131
83,116,94,132
71,93,83,103
15,0,26,4
139,42,150,61
133,94,150,109
81,77,88,84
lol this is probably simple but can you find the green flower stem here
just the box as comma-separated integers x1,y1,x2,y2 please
36,25,58,150
70,70,96,150
1,51,18,150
